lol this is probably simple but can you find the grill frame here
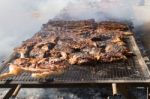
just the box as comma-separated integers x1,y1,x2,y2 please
0,35,150,86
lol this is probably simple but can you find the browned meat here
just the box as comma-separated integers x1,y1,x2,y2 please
101,43,129,62
0,19,134,80
97,21,129,31
14,36,43,58
6,57,69,78
69,52,95,65
30,42,55,58
48,19,95,29
13,58,38,68
82,47,102,60
37,58,69,70
14,20,133,63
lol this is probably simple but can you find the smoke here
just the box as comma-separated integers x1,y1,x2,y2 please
56,0,134,21
56,0,150,24
0,0,150,59
0,0,69,59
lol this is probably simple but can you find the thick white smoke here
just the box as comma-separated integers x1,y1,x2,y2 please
56,0,134,21
0,0,150,59
0,0,69,59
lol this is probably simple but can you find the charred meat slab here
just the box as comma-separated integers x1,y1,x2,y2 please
0,19,134,79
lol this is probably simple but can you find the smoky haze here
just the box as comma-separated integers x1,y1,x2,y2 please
0,0,69,59
0,0,150,58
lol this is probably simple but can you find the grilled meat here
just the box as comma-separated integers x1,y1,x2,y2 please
15,19,133,63
98,21,129,31
0,19,134,80
0,57,69,79
30,42,55,58
69,52,95,65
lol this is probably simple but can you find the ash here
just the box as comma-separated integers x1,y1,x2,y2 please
16,88,146,99
16,88,111,99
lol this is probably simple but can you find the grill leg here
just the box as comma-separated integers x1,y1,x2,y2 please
11,84,21,98
3,87,17,99
3,84,21,99
147,87,150,99
110,83,122,99
112,83,118,95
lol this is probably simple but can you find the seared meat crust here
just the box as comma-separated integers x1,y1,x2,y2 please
0,19,134,79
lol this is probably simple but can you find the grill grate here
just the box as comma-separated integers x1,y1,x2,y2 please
0,36,150,83
50,57,149,81
0,57,149,82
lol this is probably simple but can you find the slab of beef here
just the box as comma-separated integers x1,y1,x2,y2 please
15,19,133,63
97,21,129,31
0,19,134,79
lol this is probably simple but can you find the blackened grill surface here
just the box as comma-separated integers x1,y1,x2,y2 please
0,36,150,84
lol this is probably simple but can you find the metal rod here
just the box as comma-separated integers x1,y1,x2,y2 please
11,84,22,98
112,83,117,95
3,85,18,99
147,87,150,99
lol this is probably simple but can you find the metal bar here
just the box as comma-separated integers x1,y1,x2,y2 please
1,83,150,89
147,87,150,99
112,83,118,95
3,85,18,99
2,79,150,85
147,87,148,99
10,84,21,98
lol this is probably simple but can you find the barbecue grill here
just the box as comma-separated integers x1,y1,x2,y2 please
0,36,150,82
1,34,150,98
